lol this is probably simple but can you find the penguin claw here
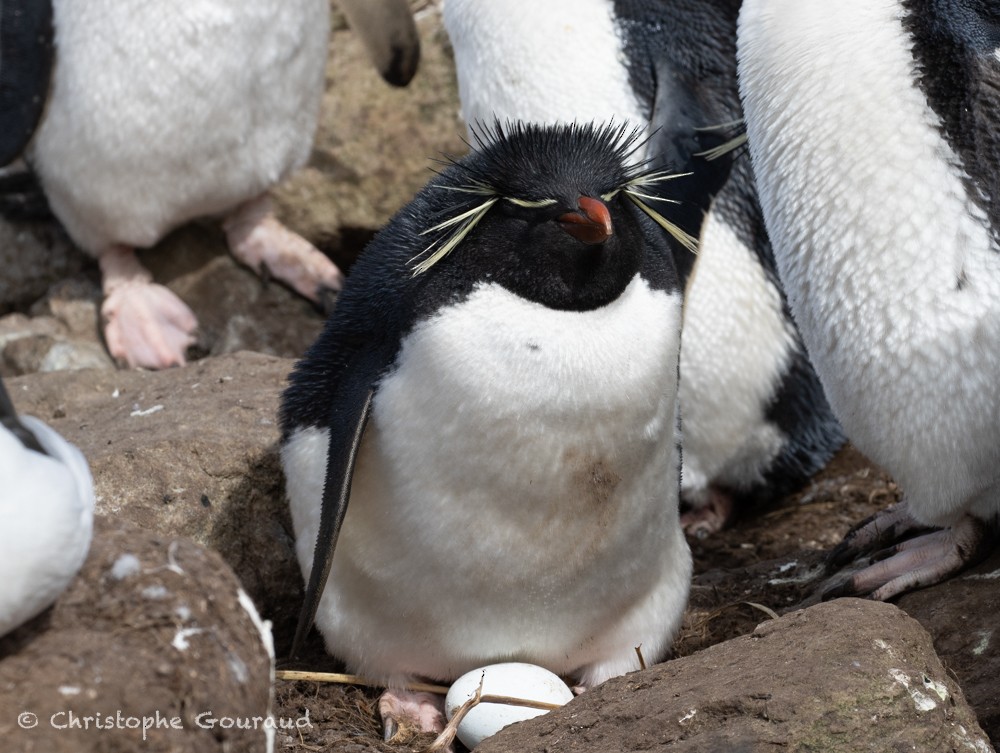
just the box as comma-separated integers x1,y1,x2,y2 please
382,717,398,742
822,513,997,601
824,502,928,573
819,578,853,602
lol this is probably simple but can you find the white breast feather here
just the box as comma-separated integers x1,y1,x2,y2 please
739,0,1000,525
283,277,690,686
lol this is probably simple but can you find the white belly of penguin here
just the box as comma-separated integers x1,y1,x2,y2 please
284,277,688,684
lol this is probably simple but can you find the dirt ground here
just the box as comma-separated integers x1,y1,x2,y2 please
269,444,913,753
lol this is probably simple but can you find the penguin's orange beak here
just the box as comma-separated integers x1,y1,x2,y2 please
557,197,613,245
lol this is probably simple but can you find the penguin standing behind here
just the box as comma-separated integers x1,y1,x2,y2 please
0,377,94,637
443,0,844,535
4,0,419,370
281,123,692,739
737,0,1000,598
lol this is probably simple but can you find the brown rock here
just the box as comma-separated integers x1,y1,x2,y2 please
475,600,993,753
0,517,276,752
0,218,87,311
0,304,114,377
899,553,1000,749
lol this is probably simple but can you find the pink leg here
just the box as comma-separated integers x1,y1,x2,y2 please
378,688,446,744
680,486,735,538
823,502,997,601
223,194,344,302
99,245,198,369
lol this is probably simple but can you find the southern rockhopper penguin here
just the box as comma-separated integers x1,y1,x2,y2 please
3,0,419,370
738,0,1000,599
442,0,845,536
280,122,692,740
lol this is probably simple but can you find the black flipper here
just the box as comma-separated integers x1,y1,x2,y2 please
0,0,55,166
0,377,46,455
287,348,384,660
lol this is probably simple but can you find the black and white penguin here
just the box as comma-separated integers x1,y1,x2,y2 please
737,0,1000,598
2,0,419,370
442,0,844,535
0,377,94,637
280,122,692,739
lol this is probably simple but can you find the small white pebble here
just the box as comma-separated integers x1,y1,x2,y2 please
227,653,249,684
58,686,81,696
130,404,164,417
142,585,168,600
110,554,141,580
175,605,192,622
172,627,205,651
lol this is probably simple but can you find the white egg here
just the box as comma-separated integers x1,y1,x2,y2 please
445,662,575,749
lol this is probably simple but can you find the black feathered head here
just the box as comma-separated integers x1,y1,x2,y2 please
411,121,697,275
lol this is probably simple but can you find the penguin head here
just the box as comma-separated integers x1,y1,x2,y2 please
411,122,693,311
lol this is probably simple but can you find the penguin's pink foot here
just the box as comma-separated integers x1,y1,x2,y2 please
99,246,197,369
822,503,997,601
379,689,447,745
680,486,734,538
224,194,345,303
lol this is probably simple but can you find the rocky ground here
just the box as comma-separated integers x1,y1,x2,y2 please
1,3,998,752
